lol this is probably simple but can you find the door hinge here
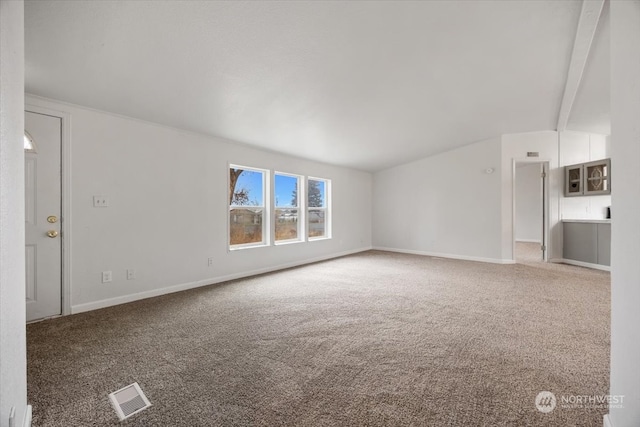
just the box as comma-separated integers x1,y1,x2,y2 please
541,172,546,178
541,245,546,251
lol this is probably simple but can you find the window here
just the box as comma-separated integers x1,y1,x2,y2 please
24,131,37,153
229,166,267,248
274,173,301,243
308,177,330,239
228,166,331,247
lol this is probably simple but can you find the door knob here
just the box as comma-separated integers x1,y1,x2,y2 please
46,230,59,238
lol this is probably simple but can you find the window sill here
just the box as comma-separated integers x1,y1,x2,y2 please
275,239,304,246
308,236,331,242
229,243,268,251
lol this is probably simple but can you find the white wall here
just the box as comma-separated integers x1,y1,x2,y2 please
26,96,372,312
0,1,28,426
515,163,542,243
374,128,611,265
501,131,560,261
373,137,505,263
609,1,640,426
559,130,611,220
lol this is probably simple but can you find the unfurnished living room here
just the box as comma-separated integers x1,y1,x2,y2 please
1,1,639,426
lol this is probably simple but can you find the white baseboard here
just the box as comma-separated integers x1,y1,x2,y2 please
515,239,542,244
372,246,516,265
72,247,372,314
8,406,31,427
24,405,32,427
560,259,611,272
603,414,613,427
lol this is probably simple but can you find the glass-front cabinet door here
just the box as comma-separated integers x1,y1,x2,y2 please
565,164,583,196
564,159,611,197
583,159,611,195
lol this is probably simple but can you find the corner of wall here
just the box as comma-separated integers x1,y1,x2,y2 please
609,1,640,425
603,413,613,427
0,0,28,425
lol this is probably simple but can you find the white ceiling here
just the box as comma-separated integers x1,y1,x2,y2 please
25,0,605,172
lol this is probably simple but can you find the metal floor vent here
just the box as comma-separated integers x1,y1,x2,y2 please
108,382,152,421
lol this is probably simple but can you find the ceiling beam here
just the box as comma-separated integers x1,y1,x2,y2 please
556,0,605,132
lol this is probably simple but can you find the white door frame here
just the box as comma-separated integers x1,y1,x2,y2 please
512,158,551,262
25,103,72,316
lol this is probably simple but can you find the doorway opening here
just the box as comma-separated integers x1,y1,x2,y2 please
513,161,549,264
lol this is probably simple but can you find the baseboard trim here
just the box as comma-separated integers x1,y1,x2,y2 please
372,246,516,265
560,259,611,272
515,239,542,244
603,414,613,427
23,405,32,427
71,247,372,314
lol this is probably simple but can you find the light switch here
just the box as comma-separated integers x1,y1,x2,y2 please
93,196,109,207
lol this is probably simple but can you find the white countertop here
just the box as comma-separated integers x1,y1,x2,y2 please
562,219,611,224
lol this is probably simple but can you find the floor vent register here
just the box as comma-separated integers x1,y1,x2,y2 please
108,382,152,421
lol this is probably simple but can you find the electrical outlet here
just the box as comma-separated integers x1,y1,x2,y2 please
102,271,112,283
93,196,109,207
207,257,214,267
126,269,136,280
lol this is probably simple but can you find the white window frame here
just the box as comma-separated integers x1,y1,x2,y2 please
24,130,37,153
307,177,331,241
228,164,270,250
274,172,304,245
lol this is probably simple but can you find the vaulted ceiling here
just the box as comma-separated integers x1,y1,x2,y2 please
566,1,610,135
25,0,609,172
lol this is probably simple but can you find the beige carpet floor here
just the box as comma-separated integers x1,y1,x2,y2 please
515,241,545,264
27,250,610,426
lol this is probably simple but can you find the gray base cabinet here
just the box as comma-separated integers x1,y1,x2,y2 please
563,221,611,267
597,223,611,266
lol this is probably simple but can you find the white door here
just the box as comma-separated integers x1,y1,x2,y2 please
25,111,62,321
